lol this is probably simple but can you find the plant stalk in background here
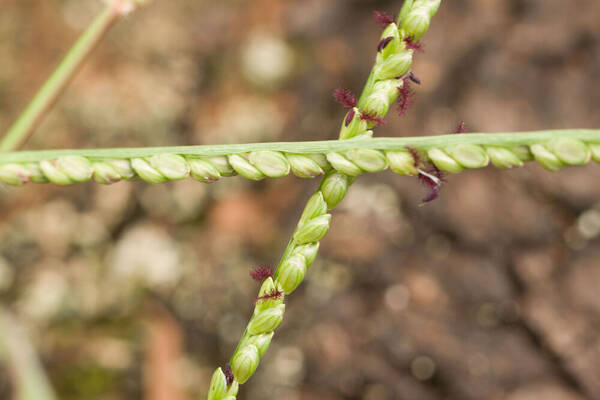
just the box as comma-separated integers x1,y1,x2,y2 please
0,307,57,400
0,0,149,152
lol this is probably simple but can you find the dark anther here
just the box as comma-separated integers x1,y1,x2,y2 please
409,72,421,85
377,36,394,52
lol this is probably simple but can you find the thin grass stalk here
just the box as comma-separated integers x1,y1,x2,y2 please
0,0,149,152
0,307,57,400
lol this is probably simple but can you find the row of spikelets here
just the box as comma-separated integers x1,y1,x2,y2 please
0,137,598,187
206,191,330,399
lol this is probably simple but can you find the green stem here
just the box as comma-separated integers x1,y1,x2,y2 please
0,130,598,164
0,4,122,152
0,307,57,400
357,69,376,108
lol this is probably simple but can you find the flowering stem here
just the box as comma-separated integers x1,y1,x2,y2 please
0,130,597,163
0,131,598,187
206,2,450,397
0,2,132,152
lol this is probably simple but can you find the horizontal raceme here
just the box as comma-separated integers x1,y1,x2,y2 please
0,130,598,164
0,135,598,186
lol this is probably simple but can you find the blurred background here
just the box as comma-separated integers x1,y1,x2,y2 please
1,0,600,399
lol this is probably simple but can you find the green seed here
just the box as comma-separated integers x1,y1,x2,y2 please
107,159,136,180
530,144,564,171
249,151,290,178
445,144,489,169
0,163,30,186
40,160,74,185
291,242,320,269
231,345,260,384
345,149,388,173
547,138,591,165
427,148,464,173
287,154,324,178
293,214,331,245
320,172,349,209
386,150,418,175
374,51,413,81
188,158,221,183
299,192,328,224
241,332,274,358
56,156,93,182
276,254,307,294
254,278,283,313
326,152,363,176
131,158,167,184
208,156,236,176
247,305,285,335
148,154,189,180
207,368,227,400
486,147,523,169
92,162,122,184
228,154,265,181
